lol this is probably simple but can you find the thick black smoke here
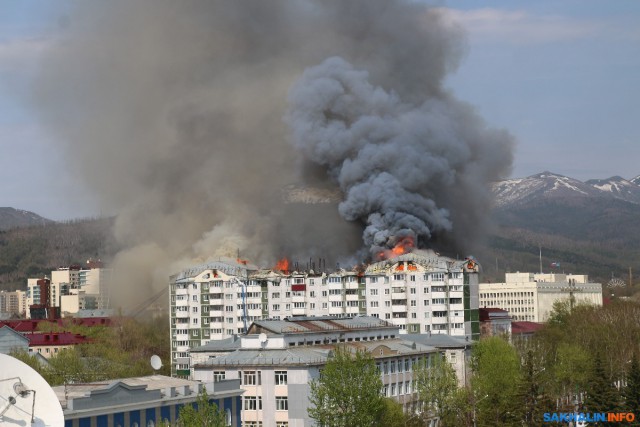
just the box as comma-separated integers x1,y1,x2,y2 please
286,57,514,257
31,1,513,308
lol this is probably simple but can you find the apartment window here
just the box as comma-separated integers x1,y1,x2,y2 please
390,383,396,396
243,371,261,386
370,301,379,308
390,360,396,373
272,292,280,299
384,289,390,295
272,304,280,311
243,396,262,410
310,303,315,309
370,289,378,296
213,371,226,382
385,313,391,319
276,423,288,427
310,291,315,297
410,300,417,307
275,396,288,411
275,371,287,385
192,295,198,302
369,277,378,283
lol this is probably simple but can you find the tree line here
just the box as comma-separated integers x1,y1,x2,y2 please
309,299,640,427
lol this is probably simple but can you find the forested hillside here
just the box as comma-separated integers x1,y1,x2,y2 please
0,217,118,291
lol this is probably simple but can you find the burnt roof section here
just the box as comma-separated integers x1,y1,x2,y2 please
247,315,395,335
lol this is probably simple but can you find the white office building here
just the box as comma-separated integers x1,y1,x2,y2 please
191,316,471,427
479,272,603,322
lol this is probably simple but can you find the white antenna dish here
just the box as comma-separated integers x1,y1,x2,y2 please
150,355,163,371
0,353,64,427
258,333,268,347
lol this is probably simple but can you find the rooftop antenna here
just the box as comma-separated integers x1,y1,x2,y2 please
150,355,163,372
0,353,64,426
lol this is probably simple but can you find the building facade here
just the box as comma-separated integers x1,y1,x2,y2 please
479,272,603,322
53,375,243,427
26,262,112,318
191,316,471,427
170,251,480,377
0,290,27,316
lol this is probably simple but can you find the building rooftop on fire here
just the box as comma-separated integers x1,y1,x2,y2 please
170,249,481,377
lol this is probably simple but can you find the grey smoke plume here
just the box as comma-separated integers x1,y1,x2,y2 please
30,1,513,308
286,57,514,256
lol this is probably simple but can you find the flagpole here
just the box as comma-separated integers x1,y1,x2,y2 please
539,246,542,274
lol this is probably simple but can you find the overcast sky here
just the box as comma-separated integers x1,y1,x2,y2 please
1,1,639,220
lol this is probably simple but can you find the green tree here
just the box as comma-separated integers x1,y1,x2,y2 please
308,347,384,427
176,388,227,427
624,353,640,414
376,397,407,427
413,353,459,426
515,349,554,426
584,352,621,413
471,337,521,426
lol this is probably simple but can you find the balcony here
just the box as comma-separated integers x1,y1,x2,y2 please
345,281,359,290
391,305,407,313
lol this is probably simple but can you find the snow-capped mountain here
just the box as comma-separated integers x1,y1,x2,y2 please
585,176,640,205
492,172,605,208
492,172,640,208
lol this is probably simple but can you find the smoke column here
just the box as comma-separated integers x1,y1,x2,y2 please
30,1,513,308
286,57,514,257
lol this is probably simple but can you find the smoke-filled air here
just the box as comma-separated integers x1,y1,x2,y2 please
31,1,514,309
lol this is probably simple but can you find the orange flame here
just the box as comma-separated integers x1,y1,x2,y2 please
275,257,290,273
376,236,416,260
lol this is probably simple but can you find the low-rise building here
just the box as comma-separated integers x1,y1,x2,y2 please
0,325,29,354
53,375,243,427
479,272,603,322
191,316,470,427
479,307,512,338
25,331,91,358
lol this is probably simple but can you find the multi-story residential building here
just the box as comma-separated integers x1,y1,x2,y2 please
191,316,471,427
479,272,603,322
169,251,480,376
0,290,27,316
26,261,112,318
170,251,480,376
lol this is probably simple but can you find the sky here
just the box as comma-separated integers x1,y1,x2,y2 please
0,1,639,221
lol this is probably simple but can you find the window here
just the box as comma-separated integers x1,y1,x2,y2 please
243,396,262,410
214,371,226,381
276,423,289,427
243,371,261,385
275,396,288,411
275,370,287,385
272,304,280,311
370,301,379,308
370,289,378,296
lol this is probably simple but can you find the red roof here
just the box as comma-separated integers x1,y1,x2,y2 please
0,317,111,333
511,321,544,335
479,307,510,321
26,332,91,346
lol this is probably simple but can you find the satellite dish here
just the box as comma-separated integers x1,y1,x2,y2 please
0,353,64,427
150,355,163,371
258,333,268,347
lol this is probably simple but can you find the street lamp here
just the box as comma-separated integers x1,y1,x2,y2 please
473,394,489,427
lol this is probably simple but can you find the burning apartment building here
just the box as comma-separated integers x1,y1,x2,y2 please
170,250,480,377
